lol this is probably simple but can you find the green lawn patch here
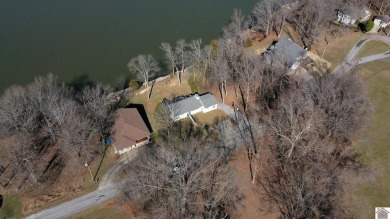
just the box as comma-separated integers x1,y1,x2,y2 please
312,31,364,70
356,40,390,59
66,204,132,219
0,193,23,219
352,58,390,218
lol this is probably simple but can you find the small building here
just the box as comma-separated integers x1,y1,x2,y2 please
375,15,390,28
265,38,308,70
376,207,389,219
111,108,151,154
337,6,371,25
165,93,218,121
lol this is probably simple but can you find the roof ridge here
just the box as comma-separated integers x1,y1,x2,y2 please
376,207,390,213
125,123,149,136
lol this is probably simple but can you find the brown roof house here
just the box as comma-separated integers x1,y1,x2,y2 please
111,108,151,154
377,207,390,219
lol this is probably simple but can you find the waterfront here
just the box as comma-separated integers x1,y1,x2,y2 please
0,0,257,91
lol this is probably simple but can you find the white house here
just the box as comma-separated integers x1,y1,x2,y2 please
337,6,371,25
165,93,218,121
374,15,390,28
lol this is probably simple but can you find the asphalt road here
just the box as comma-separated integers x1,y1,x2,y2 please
25,185,120,219
24,147,144,219
332,34,390,74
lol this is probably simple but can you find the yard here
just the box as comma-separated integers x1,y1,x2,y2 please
352,58,390,218
129,73,193,131
67,200,133,219
0,193,23,219
355,40,390,59
311,31,364,69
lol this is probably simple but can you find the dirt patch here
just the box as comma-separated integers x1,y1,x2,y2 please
230,147,279,219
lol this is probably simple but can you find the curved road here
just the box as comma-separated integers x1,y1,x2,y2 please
332,34,390,74
25,149,140,219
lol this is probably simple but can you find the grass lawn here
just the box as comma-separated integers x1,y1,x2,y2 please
355,40,390,59
93,146,118,184
66,203,132,219
0,193,23,219
130,73,193,131
352,58,390,218
311,31,364,70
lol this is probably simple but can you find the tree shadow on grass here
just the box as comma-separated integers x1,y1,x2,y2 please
93,143,108,183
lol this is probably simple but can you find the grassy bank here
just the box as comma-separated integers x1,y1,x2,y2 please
356,40,390,59
311,31,364,69
353,58,390,218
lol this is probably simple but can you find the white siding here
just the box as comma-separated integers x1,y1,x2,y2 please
203,105,217,113
114,137,149,155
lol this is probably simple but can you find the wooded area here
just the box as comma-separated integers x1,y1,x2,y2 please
0,0,384,217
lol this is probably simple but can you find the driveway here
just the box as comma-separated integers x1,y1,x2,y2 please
26,149,140,219
98,148,140,189
26,185,120,219
332,34,390,74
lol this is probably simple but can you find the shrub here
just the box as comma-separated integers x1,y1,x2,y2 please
245,38,253,47
128,80,140,90
211,39,218,53
188,75,201,93
364,20,374,32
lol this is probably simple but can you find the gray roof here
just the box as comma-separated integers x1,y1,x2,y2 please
169,93,218,116
339,6,370,20
266,38,307,68
200,93,218,108
174,94,203,116
376,15,390,23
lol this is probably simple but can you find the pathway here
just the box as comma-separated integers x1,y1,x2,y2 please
332,34,390,74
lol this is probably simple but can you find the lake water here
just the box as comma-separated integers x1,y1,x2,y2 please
0,0,257,91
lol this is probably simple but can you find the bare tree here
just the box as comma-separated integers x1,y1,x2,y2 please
224,9,247,46
188,38,203,81
237,54,263,109
255,72,371,218
201,45,212,85
274,0,295,37
251,0,277,36
127,54,160,89
291,0,338,46
121,138,239,219
0,74,115,192
154,101,179,135
210,44,230,103
175,39,188,82
160,42,180,85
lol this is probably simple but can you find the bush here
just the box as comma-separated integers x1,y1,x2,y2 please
364,20,374,32
245,38,253,47
211,39,218,53
188,75,201,93
128,80,140,90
